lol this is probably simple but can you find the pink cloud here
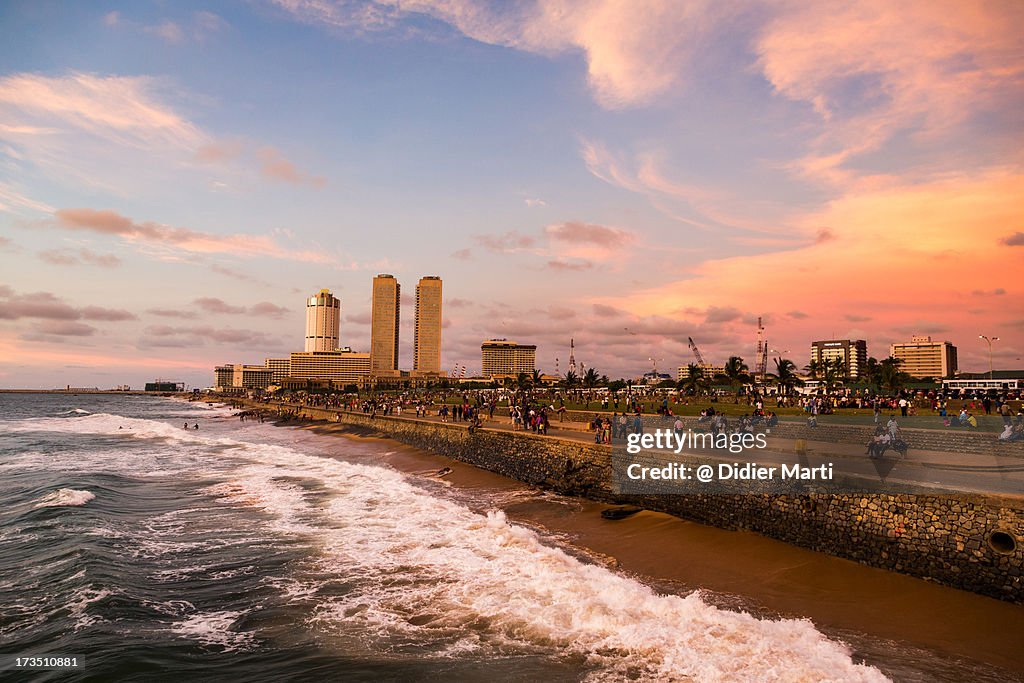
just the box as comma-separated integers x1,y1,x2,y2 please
193,297,246,314
474,230,537,253
38,248,121,267
279,0,731,108
757,1,1024,180
547,259,593,271
256,146,325,187
0,72,203,148
53,208,334,263
36,321,97,337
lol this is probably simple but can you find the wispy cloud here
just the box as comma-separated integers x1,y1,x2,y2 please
138,324,288,350
191,297,291,318
104,10,228,45
547,259,592,271
756,1,1024,182
0,71,204,149
256,146,326,187
0,287,135,322
0,182,56,215
51,208,335,263
274,0,731,108
38,248,121,268
195,140,325,187
474,230,538,254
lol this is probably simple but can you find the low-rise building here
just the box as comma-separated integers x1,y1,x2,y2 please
214,365,272,391
288,348,371,385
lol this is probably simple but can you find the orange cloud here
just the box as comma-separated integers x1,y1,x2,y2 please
606,170,1024,361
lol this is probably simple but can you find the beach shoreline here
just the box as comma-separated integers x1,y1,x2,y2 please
266,415,1024,678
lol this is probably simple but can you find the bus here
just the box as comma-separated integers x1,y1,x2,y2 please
941,378,1021,394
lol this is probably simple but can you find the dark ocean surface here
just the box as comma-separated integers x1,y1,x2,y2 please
0,394,1014,682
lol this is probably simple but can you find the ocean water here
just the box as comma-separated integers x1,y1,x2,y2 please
0,394,903,681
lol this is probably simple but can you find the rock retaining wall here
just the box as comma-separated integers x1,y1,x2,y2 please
286,405,1023,603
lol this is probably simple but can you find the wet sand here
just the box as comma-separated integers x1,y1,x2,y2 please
293,420,1024,679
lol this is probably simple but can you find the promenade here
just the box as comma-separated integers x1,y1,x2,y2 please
269,402,1024,498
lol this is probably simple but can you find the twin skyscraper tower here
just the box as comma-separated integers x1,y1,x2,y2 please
304,275,443,377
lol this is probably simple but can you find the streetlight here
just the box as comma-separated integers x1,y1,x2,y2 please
979,335,999,380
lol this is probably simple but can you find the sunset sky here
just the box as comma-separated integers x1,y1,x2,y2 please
1,0,1022,388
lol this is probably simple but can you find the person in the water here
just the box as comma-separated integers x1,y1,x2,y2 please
193,423,199,429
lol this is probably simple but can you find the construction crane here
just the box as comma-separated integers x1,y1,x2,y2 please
687,337,707,368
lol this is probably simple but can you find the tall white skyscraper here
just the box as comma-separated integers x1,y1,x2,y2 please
304,289,341,352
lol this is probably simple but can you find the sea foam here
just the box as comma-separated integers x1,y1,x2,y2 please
33,488,96,508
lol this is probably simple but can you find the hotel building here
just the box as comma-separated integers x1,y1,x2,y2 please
288,348,371,385
810,339,868,378
677,364,725,380
481,339,536,377
214,364,274,391
890,335,958,378
264,358,291,383
370,274,400,372
305,289,341,352
413,276,443,375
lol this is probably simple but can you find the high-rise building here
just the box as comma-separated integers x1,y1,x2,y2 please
890,335,958,378
370,274,400,372
481,339,536,377
413,276,443,374
810,339,868,378
305,289,341,352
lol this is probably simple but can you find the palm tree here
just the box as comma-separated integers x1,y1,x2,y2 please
582,367,600,389
772,357,801,396
803,359,823,381
678,363,708,396
862,356,882,392
723,356,750,397
822,358,848,393
515,371,532,392
880,357,908,394
531,369,542,387
563,370,579,390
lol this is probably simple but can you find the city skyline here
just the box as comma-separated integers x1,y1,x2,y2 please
1,1,1022,389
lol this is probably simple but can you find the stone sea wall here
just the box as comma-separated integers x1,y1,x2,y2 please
285,405,1023,603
